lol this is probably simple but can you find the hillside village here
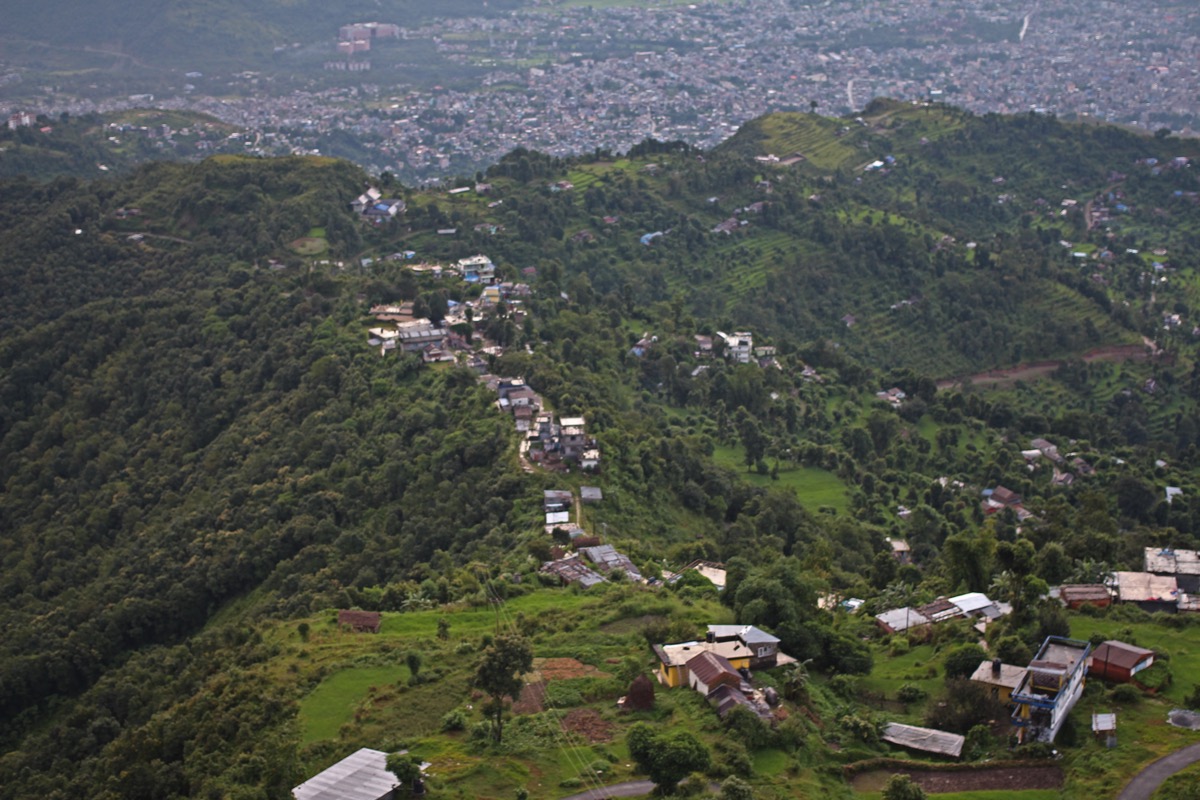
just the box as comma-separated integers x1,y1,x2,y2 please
8,99,1200,800
269,119,1200,798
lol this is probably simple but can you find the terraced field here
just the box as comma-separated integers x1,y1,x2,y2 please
753,113,863,170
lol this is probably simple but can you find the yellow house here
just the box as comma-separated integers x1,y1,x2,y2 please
652,640,752,688
969,659,1027,704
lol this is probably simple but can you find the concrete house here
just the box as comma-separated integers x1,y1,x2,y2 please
717,331,753,363
970,658,1027,704
1011,636,1091,744
653,640,752,688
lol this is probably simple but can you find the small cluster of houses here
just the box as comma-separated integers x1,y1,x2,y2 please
652,624,786,721
875,592,1010,636
1108,547,1200,613
539,489,642,589
687,331,777,368
367,318,461,363
980,484,1035,522
890,632,1153,756
969,634,1155,746
541,542,640,588
1020,437,1094,488
1051,548,1200,615
480,377,602,472
876,387,906,407
351,187,406,223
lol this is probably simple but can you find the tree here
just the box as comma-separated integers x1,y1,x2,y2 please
883,774,926,800
474,634,534,743
386,753,423,795
406,651,423,679
925,679,1005,733
944,643,987,679
718,775,757,800
627,723,711,791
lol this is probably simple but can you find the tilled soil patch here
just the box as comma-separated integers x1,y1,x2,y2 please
561,708,615,743
851,765,1063,794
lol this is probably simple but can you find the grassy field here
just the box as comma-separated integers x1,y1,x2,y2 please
299,664,410,743
289,237,328,255
711,444,849,512
1150,760,1200,799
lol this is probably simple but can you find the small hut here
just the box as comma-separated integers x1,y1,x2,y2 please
337,610,383,633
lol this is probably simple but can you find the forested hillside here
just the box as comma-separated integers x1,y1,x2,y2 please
2,106,1200,799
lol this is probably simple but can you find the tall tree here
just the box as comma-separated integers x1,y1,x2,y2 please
473,634,534,743
626,723,711,791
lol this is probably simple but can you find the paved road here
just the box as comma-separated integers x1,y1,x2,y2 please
559,780,656,800
1117,741,1200,800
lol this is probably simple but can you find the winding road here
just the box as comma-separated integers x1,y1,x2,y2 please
1116,742,1200,800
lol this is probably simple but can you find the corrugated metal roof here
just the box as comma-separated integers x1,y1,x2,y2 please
875,607,931,632
293,748,400,800
882,723,964,758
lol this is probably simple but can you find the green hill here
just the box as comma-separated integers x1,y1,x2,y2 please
2,107,1200,799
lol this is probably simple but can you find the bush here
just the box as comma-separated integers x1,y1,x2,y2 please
839,714,878,744
1110,684,1141,703
943,644,987,679
829,674,859,699
882,774,926,800
712,738,753,778
1135,662,1172,692
897,684,927,704
441,709,468,732
964,724,993,759
677,772,710,797
992,635,1032,666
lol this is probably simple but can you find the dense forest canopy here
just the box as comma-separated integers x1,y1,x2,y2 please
1,104,1200,798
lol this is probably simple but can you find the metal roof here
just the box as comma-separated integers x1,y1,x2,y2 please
949,592,995,615
1115,571,1179,603
875,607,931,632
882,723,964,758
293,748,400,800
1145,547,1200,576
707,624,779,646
